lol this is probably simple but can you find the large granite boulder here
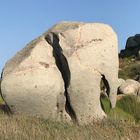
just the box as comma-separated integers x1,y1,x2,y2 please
118,79,140,96
1,22,119,124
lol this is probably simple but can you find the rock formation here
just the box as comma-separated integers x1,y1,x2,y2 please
120,34,140,58
118,79,140,96
118,78,125,88
1,22,119,124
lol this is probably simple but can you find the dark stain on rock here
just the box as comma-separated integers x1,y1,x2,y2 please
39,62,49,68
91,38,103,42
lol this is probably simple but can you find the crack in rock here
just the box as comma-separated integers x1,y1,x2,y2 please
45,32,77,122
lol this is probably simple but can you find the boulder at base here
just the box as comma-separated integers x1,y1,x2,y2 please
1,22,119,124
118,78,125,88
118,79,140,96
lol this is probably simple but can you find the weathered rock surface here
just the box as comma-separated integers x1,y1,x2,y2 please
118,79,140,96
118,78,125,87
1,38,71,121
45,22,118,124
1,22,119,124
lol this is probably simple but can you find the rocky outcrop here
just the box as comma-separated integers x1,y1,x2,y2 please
118,79,140,96
120,34,140,58
1,22,119,124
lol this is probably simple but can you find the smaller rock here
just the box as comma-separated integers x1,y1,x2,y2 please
118,78,125,87
118,79,140,96
119,34,140,58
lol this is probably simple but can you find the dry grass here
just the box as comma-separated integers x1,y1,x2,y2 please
0,112,138,140
0,92,139,139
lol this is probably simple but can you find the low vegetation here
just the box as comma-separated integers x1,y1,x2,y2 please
101,94,140,123
119,57,140,79
0,95,138,140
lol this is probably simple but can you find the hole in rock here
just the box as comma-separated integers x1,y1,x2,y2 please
100,75,111,112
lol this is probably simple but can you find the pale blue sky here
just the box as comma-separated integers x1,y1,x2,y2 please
0,0,140,71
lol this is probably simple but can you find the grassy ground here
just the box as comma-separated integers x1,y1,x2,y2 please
0,113,139,140
119,57,140,79
101,95,140,123
0,95,139,140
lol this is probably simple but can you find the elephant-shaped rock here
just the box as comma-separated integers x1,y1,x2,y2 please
1,22,119,124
